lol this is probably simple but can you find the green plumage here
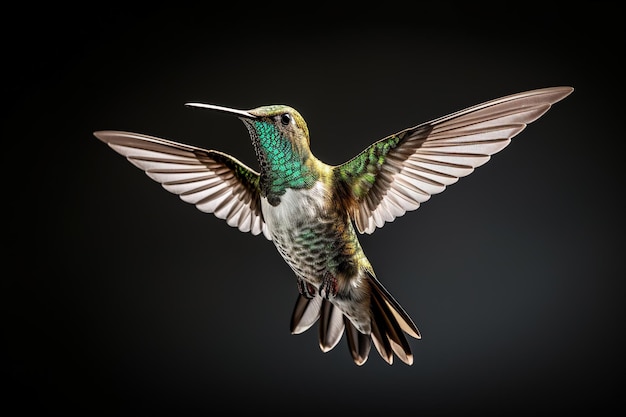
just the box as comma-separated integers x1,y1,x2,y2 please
250,119,318,203
337,134,402,199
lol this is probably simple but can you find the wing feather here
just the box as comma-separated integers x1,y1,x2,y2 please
335,87,573,233
94,130,269,237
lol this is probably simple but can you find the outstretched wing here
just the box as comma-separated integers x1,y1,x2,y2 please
94,130,269,238
335,86,574,234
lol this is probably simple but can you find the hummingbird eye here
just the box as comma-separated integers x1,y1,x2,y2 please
280,113,292,126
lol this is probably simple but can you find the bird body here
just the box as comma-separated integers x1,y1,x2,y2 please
94,86,573,365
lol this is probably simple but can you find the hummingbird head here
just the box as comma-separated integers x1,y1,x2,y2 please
184,103,311,158
245,104,311,156
185,102,318,201
247,105,310,143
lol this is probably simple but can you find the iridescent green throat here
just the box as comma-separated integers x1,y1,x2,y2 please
250,120,318,204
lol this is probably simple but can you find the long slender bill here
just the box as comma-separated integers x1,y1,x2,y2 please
185,102,256,119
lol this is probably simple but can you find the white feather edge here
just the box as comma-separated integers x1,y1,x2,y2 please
94,130,271,239
353,87,574,234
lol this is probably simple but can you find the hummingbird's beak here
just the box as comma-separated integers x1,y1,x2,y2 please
185,103,257,119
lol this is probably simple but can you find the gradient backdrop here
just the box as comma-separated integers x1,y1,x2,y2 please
5,6,623,416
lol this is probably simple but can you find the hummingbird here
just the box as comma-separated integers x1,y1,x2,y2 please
94,86,573,366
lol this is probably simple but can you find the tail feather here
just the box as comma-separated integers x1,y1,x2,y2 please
289,273,420,366
367,272,421,340
370,286,413,365
367,271,420,365
318,299,345,352
344,318,371,366
370,309,394,364
290,294,322,334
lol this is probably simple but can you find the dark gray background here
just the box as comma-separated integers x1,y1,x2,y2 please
5,5,623,416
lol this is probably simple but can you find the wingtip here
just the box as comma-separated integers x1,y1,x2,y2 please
93,130,123,145
551,86,575,101
93,130,106,141
92,130,129,145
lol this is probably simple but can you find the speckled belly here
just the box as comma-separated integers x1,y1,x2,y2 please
261,186,373,332
261,184,361,288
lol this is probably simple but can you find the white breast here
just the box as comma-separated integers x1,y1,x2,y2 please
261,181,330,234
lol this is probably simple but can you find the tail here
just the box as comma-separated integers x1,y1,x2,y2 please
290,272,420,366
367,272,421,365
